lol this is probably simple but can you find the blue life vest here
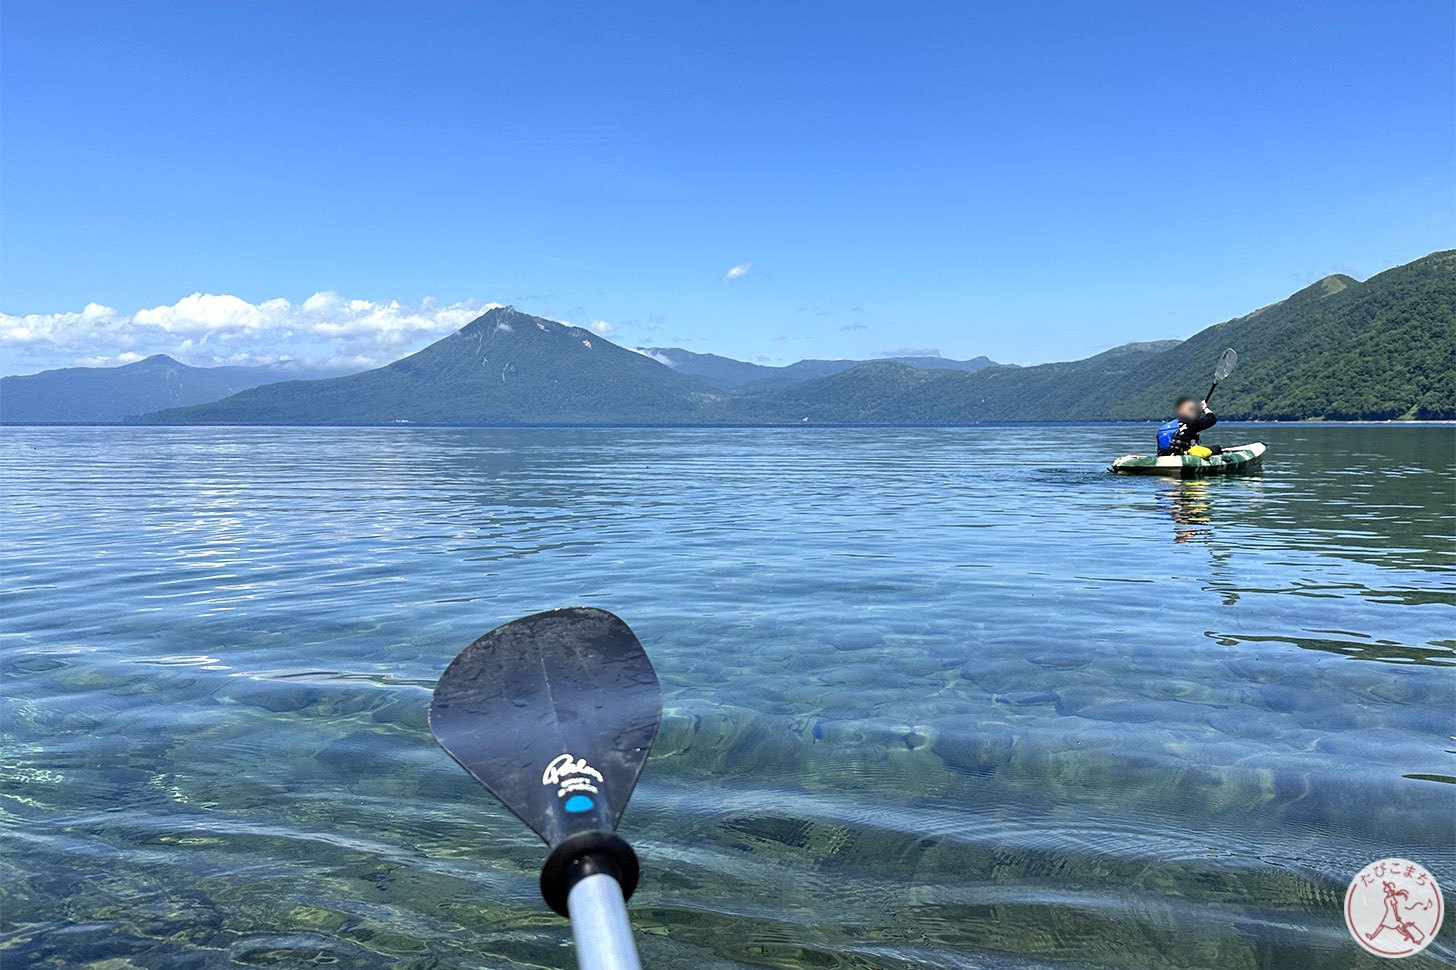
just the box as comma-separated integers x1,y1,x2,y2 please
1157,418,1181,452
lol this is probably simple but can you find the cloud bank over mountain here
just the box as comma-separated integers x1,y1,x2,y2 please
1,292,501,374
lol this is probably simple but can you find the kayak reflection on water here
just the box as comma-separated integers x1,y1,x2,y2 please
1156,475,1268,544
1159,480,1214,543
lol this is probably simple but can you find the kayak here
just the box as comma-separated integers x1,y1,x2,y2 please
1109,442,1267,477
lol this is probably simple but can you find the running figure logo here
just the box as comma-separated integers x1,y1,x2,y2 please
1345,858,1444,959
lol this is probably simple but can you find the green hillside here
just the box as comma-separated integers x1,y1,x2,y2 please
722,250,1455,423
1116,252,1454,420
724,361,944,422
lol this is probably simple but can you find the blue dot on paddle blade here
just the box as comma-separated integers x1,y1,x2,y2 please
564,795,594,813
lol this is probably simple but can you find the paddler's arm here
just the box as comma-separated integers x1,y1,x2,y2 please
1186,404,1217,434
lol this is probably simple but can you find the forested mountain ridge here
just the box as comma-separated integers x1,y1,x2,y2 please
639,346,1001,389
1117,249,1453,420
120,249,1456,425
0,354,345,424
713,250,1454,423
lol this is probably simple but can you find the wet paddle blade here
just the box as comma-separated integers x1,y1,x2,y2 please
429,607,661,848
1213,347,1238,383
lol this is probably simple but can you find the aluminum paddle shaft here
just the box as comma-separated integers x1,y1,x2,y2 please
568,873,643,970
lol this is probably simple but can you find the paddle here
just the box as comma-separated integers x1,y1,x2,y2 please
430,607,661,970
1205,347,1237,403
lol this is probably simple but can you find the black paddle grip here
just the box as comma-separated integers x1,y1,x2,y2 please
539,831,640,917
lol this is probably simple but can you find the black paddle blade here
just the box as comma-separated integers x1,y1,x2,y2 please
429,607,661,849
1214,347,1238,383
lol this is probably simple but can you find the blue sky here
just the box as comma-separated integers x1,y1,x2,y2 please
2,1,1452,374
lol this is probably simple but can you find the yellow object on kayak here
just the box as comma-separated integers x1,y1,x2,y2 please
1187,445,1213,458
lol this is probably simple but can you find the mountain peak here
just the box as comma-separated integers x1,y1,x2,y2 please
1315,273,1357,293
146,306,721,424
461,305,515,329
1284,273,1358,306
457,305,580,340
1093,339,1182,359
1,354,310,423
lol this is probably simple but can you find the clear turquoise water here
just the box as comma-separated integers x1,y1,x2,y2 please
2,424,1453,969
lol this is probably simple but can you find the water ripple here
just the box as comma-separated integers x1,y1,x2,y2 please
2,424,1453,968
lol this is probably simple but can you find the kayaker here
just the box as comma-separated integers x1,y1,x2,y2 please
1157,397,1222,457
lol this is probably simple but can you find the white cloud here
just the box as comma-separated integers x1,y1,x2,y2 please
723,262,751,281
76,351,147,367
632,348,676,366
1,292,502,374
588,320,615,334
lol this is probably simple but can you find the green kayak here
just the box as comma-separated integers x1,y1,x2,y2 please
1110,442,1267,477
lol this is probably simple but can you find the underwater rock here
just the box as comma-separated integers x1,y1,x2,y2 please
992,689,1060,707
931,722,1016,776
827,628,885,652
1026,654,1091,671
314,732,382,774
228,933,379,968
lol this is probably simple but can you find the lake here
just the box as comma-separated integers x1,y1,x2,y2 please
2,424,1452,969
